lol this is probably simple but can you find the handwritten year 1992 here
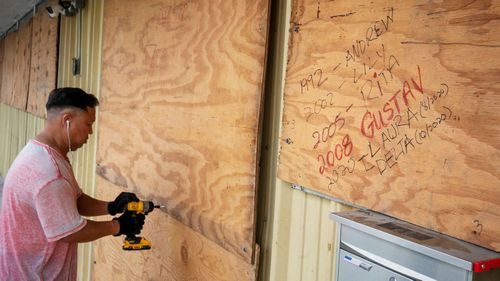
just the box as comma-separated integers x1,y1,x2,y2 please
300,68,328,94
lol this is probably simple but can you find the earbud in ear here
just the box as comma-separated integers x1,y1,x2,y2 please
66,120,70,129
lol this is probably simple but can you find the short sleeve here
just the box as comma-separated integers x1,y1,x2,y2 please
35,178,87,242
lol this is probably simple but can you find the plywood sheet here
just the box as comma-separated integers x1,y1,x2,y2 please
278,0,500,251
0,32,16,105
0,39,4,94
96,0,268,271
27,0,58,117
93,177,256,281
9,21,31,110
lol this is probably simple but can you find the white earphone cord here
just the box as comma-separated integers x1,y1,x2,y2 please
66,122,72,152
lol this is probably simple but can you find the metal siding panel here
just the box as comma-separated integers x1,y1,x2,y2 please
17,110,27,151
0,104,7,175
268,179,355,281
57,1,103,280
316,200,336,281
0,104,10,175
0,103,44,176
6,108,15,163
287,186,306,281
302,194,322,281
269,179,293,281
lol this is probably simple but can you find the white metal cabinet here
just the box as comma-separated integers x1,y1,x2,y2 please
331,210,500,281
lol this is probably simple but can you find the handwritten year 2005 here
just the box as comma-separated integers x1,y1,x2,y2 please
312,113,345,149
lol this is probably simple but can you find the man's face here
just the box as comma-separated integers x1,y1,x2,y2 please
69,107,96,150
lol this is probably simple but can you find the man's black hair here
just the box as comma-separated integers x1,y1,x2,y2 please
46,87,99,111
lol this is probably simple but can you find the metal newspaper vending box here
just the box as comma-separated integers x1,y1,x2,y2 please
330,210,500,281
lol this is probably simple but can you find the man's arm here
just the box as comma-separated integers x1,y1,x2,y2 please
61,219,119,243
78,192,139,217
61,212,145,243
77,193,109,217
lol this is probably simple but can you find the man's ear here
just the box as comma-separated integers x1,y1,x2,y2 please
61,113,72,128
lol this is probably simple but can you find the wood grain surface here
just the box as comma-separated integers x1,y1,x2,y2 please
0,39,4,93
278,0,500,251
0,34,15,106
0,21,32,110
0,1,57,117
93,177,257,281
96,0,269,274
27,0,58,117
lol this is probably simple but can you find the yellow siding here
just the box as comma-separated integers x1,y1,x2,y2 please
58,1,104,280
0,104,45,176
267,181,354,281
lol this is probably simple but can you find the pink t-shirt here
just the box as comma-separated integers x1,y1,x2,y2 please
0,140,87,281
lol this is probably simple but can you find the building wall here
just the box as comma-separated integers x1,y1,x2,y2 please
0,104,45,177
268,183,354,281
0,0,355,280
57,1,104,280
0,1,103,280
257,1,354,280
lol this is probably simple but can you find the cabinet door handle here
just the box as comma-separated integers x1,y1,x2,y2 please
344,255,372,271
359,263,372,271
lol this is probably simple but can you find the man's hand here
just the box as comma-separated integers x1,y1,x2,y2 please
107,192,139,215
113,212,145,236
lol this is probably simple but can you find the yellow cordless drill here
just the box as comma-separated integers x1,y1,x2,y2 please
122,201,165,250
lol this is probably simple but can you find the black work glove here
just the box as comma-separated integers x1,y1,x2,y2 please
107,192,139,215
113,212,145,236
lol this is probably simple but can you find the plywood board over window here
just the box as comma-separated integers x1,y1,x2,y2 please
27,4,58,117
0,21,32,110
278,0,500,251
0,0,57,118
0,39,4,92
94,0,269,280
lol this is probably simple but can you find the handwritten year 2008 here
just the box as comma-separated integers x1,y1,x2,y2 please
300,68,328,94
317,134,353,175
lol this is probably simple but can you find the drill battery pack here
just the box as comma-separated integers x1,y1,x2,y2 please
123,236,151,251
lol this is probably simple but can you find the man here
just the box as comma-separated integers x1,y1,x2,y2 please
0,87,144,280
